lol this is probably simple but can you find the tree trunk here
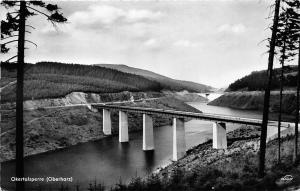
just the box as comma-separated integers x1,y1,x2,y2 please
16,1,26,190
294,39,300,163
259,0,281,177
278,61,284,163
278,31,287,164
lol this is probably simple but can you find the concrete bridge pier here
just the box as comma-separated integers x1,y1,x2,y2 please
213,122,227,149
119,111,129,142
103,109,112,135
172,118,186,161
143,114,154,151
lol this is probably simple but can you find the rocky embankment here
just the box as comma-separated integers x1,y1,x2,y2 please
156,126,261,177
1,91,164,110
209,91,297,114
0,91,201,162
163,90,208,102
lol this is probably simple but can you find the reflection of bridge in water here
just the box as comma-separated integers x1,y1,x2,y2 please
92,104,292,161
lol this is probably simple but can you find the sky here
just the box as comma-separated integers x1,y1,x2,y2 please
1,0,287,88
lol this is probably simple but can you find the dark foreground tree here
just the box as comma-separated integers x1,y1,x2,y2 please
1,1,67,190
283,0,300,162
276,9,288,164
296,36,300,163
259,0,281,177
275,2,298,163
292,2,300,163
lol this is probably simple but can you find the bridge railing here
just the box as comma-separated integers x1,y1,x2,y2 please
92,104,263,126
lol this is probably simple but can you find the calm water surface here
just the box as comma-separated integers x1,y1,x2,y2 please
2,100,272,190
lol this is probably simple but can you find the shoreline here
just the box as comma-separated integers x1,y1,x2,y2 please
208,91,297,122
0,95,200,162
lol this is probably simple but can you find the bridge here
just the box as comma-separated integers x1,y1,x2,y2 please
92,104,292,161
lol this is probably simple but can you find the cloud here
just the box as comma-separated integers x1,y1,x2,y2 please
143,38,164,49
126,9,162,23
173,40,198,47
218,23,246,34
143,39,200,51
69,5,163,29
143,38,168,51
144,38,158,46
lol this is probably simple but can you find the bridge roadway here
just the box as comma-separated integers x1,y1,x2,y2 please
92,104,290,127
92,103,293,161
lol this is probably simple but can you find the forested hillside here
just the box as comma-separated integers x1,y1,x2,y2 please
227,65,298,91
1,62,210,102
1,62,162,102
97,64,213,92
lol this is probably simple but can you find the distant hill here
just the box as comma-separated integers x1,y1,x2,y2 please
97,64,213,93
1,62,212,102
1,62,161,102
227,65,298,91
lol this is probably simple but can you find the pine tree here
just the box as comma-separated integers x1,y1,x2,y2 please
1,1,67,190
259,0,282,177
284,0,300,162
275,1,298,163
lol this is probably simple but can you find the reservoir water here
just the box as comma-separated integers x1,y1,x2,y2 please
2,99,277,190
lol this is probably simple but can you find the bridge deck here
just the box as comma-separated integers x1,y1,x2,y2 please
93,104,265,126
